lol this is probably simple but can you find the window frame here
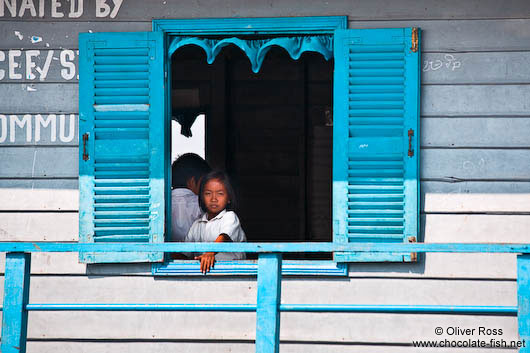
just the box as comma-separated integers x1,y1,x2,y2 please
152,16,348,276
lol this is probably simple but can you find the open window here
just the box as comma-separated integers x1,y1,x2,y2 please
78,18,420,272
169,38,334,259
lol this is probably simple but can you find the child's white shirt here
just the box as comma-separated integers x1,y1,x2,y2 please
185,209,246,260
170,188,202,242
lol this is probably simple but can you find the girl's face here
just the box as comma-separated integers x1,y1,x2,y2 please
202,178,229,219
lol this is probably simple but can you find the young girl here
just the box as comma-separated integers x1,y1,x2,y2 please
185,171,246,273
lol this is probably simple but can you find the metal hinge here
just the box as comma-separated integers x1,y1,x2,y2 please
408,236,417,262
410,27,419,53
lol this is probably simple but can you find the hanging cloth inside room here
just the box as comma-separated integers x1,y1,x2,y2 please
168,35,333,73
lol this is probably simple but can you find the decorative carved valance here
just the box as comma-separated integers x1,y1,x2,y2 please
169,36,333,73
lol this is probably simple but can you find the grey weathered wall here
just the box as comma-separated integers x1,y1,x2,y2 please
1,0,529,352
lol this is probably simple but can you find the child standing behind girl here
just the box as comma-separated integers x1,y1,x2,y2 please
185,171,246,273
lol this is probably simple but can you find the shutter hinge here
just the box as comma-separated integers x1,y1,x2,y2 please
407,129,414,157
410,27,419,53
408,236,417,262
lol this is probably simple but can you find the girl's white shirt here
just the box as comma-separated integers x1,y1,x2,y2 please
185,209,247,260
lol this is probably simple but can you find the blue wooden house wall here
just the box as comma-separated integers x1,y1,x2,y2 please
0,1,529,352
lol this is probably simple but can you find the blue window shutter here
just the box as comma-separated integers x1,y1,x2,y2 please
332,28,420,262
79,32,166,263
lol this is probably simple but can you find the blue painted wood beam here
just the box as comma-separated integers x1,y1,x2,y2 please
26,303,256,311
15,303,516,315
1,253,31,353
518,255,530,352
280,304,517,314
152,260,347,276
256,254,282,353
153,16,347,35
0,242,529,253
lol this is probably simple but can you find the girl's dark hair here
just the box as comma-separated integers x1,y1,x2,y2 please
171,153,211,189
198,171,237,213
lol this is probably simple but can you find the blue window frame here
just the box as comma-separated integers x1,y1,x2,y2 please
78,17,420,275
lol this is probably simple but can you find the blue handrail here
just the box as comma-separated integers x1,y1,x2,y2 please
17,303,518,314
0,242,529,253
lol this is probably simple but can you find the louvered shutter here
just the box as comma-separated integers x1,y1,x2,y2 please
332,28,420,262
79,32,166,263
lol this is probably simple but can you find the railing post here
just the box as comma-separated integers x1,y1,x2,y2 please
2,252,32,353
518,254,530,352
256,253,282,353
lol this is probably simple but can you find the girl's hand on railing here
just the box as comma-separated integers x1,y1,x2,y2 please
195,252,215,274
193,233,233,273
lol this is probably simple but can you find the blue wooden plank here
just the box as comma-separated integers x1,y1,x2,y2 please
518,254,530,352
403,27,421,257
20,303,516,315
152,260,348,276
332,27,350,249
256,254,282,353
279,304,516,314
0,242,529,253
26,303,256,311
78,31,96,264
1,253,31,353
153,16,347,34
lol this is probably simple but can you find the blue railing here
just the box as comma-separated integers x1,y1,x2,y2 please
1,242,529,353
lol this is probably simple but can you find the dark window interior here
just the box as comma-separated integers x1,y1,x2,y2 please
171,43,333,258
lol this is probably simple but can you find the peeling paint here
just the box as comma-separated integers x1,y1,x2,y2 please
14,31,24,40
26,86,37,92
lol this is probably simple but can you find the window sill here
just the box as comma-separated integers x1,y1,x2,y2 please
152,260,347,276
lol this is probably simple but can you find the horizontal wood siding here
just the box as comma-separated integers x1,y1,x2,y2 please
1,0,529,350
1,0,529,20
